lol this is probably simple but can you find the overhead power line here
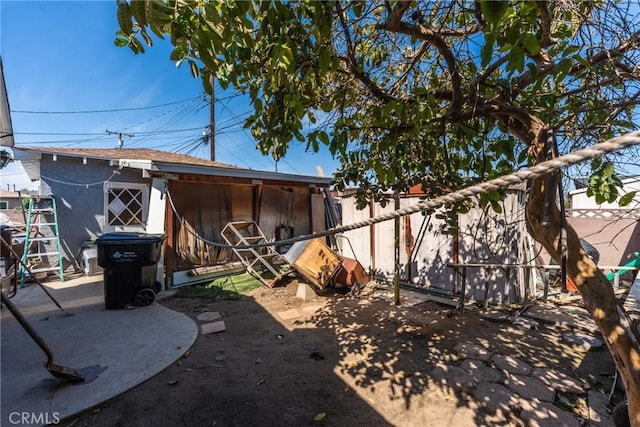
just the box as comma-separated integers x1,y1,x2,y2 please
12,91,249,115
15,126,209,137
11,96,202,114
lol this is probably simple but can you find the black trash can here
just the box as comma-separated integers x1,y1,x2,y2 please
96,232,164,309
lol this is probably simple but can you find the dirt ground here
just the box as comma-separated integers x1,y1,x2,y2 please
59,278,620,427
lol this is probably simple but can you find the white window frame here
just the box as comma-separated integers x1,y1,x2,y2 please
103,182,149,232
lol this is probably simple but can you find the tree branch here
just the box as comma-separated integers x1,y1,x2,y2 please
386,0,411,32
335,2,394,104
536,1,553,47
377,20,462,117
390,42,430,95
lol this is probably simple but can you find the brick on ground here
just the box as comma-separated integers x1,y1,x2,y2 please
278,308,302,320
472,382,519,415
430,363,478,392
492,354,532,376
519,399,581,427
531,367,585,394
461,358,505,384
505,372,556,402
453,342,492,361
196,311,222,322
200,320,226,335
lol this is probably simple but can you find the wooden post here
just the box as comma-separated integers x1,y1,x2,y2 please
394,193,400,305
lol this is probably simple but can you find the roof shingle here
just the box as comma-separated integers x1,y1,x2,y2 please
18,146,238,169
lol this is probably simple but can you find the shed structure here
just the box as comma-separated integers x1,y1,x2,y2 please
13,147,331,288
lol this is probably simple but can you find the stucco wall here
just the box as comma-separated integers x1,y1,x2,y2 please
38,155,150,271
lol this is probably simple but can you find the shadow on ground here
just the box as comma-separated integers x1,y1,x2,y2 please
57,280,615,426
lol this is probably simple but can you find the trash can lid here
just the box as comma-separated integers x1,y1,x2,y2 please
96,232,165,244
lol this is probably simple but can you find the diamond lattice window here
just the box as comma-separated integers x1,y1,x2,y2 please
105,184,147,229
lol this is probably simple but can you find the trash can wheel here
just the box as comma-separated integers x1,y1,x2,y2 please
134,288,156,307
612,400,629,427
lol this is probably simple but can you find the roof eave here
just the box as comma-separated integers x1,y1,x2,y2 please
151,163,332,186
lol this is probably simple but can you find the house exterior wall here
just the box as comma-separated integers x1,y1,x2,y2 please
0,190,23,210
38,155,150,271
340,190,531,306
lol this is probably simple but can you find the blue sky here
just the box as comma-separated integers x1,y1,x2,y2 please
0,1,339,191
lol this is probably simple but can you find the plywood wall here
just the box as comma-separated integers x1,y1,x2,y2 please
169,181,321,271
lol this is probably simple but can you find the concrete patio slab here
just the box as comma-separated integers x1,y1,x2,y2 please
1,275,197,426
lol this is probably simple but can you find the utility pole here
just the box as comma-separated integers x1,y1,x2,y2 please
209,75,215,161
106,130,135,149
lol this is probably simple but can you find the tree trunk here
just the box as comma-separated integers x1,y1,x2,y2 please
526,163,640,427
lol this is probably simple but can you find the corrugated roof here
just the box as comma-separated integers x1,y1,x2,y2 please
16,146,237,168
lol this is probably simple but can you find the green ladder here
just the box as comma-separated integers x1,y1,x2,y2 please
20,195,65,287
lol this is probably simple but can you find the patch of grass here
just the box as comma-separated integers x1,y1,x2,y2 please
175,272,264,300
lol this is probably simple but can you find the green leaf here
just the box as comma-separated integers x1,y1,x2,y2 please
117,1,133,35
352,1,364,18
507,46,525,72
563,44,580,56
130,36,146,54
170,46,189,61
319,47,331,71
148,2,173,24
554,58,573,83
318,131,329,146
481,33,495,68
516,148,529,164
114,35,129,48
130,0,147,27
520,33,540,55
619,191,637,207
481,0,509,24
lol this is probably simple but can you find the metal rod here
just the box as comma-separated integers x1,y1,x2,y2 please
0,236,68,314
1,292,83,382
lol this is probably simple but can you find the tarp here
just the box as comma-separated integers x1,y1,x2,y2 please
0,56,15,147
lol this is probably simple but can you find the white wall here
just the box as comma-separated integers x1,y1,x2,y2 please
340,189,532,305
148,178,167,288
